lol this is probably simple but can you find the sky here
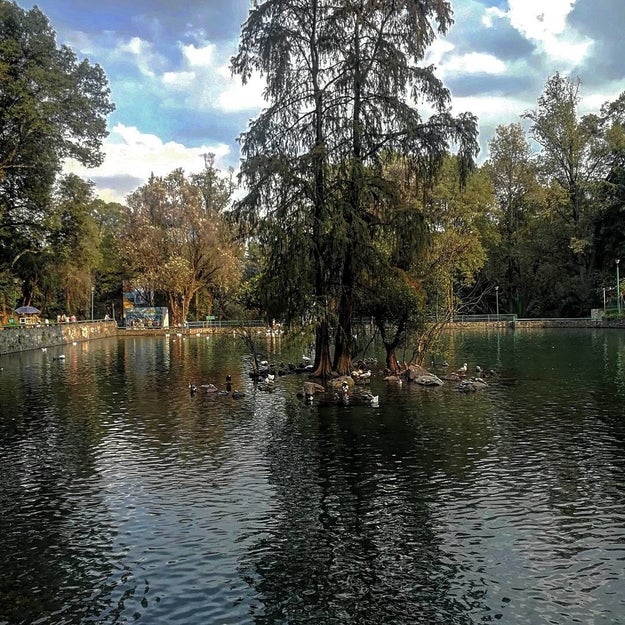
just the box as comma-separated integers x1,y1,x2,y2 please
16,0,625,204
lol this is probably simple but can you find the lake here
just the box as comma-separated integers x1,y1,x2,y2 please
1,328,625,624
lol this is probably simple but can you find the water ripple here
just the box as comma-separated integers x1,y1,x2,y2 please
2,333,625,623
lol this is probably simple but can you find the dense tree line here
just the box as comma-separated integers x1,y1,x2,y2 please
480,73,625,318
2,1,625,374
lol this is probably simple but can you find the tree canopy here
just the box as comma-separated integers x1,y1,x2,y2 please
119,164,243,325
233,0,478,375
0,0,114,316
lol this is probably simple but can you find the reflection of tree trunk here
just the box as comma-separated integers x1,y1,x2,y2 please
312,319,333,378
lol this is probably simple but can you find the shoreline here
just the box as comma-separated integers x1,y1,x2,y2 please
1,318,625,356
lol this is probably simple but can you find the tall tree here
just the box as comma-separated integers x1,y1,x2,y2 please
523,74,612,286
233,0,478,376
422,156,494,322
591,93,625,293
0,1,114,310
233,0,336,375
119,166,242,325
484,123,540,315
47,174,102,315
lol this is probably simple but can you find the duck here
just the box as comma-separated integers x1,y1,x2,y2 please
189,383,198,394
383,374,403,386
352,369,371,382
232,390,246,399
475,365,482,373
457,362,468,374
53,354,66,361
354,391,379,406
201,383,219,393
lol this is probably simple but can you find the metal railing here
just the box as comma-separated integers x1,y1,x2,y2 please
186,319,266,328
450,314,518,323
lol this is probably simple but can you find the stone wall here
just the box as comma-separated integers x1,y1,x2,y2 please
0,321,118,355
448,318,625,330
3,318,625,356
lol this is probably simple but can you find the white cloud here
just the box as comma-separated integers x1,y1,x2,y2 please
151,39,267,113
216,68,267,112
162,70,196,89
425,39,455,68
118,36,160,78
443,52,507,76
64,124,232,203
451,94,531,126
507,0,573,40
482,7,506,28
501,0,592,66
181,42,216,67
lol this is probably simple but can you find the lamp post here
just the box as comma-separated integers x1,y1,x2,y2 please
495,286,499,320
91,286,95,321
617,260,621,317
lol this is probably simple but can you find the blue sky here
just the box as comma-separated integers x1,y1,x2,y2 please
17,0,625,203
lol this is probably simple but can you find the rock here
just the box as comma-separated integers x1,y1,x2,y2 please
407,364,430,380
414,374,444,387
327,376,354,390
456,377,488,392
303,381,325,395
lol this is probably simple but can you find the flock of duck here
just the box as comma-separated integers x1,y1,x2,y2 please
188,374,247,399
187,354,496,408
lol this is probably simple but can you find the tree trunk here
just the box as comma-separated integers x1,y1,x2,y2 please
169,293,183,326
385,345,400,373
312,319,333,378
333,267,354,375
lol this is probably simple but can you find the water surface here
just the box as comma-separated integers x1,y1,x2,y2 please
1,329,625,624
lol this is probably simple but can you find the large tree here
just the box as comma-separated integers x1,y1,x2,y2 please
233,0,478,376
119,165,242,325
523,74,613,285
47,174,102,315
0,1,114,311
483,123,540,315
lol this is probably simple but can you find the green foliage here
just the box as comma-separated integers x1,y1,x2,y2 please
0,1,114,316
233,0,478,373
119,164,243,325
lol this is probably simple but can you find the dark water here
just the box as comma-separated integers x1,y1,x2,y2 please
1,329,625,625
